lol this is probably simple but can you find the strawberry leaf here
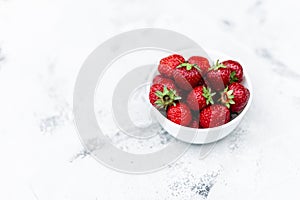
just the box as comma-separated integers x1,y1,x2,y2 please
193,64,201,71
218,88,235,108
229,100,235,104
174,96,182,100
227,90,233,95
176,62,201,71
210,59,227,71
155,91,164,97
153,86,182,110
202,86,215,105
230,71,238,83
163,86,168,94
225,103,230,108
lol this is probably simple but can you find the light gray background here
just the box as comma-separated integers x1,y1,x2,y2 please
0,0,299,199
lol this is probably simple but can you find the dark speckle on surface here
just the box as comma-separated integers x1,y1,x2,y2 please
191,172,219,199
191,174,215,198
256,48,272,59
248,0,263,12
222,19,232,27
256,48,300,79
39,105,71,134
221,19,235,30
168,169,220,199
159,128,174,144
39,115,62,133
70,148,91,162
37,59,73,134
70,137,106,162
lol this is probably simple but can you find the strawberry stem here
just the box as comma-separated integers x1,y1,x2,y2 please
202,86,216,105
219,87,235,108
209,59,227,71
176,62,201,71
154,86,181,110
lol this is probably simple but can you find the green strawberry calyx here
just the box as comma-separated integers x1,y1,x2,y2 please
209,59,227,71
202,86,216,105
219,87,235,108
154,86,181,110
230,71,239,83
176,62,201,71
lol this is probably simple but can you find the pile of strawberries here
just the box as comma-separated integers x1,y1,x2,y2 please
149,54,250,128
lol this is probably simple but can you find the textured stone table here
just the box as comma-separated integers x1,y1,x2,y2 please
0,0,299,199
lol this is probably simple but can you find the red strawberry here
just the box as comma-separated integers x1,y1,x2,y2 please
219,82,250,113
173,62,204,91
152,75,165,84
206,60,231,91
222,60,243,83
199,104,230,128
167,103,192,126
152,75,177,90
188,56,210,76
186,86,215,111
149,84,181,110
158,54,185,78
152,75,185,97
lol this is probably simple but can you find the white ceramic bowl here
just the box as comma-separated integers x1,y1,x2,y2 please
152,50,253,144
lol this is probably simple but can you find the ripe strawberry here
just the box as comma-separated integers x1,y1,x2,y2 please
173,62,204,91
152,75,186,97
152,75,165,84
167,103,192,126
186,86,215,111
149,84,181,110
152,75,177,90
219,82,250,113
222,60,243,83
158,54,185,78
199,104,230,128
206,60,231,91
188,56,210,76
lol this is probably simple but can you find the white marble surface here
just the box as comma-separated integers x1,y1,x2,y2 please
1,0,300,199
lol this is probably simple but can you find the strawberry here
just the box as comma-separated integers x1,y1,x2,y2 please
152,75,165,84
158,54,185,78
152,75,185,97
222,60,243,83
167,103,192,126
186,86,215,111
206,60,231,91
188,56,210,76
173,62,204,91
152,75,177,90
149,84,181,110
199,104,230,128
219,82,250,113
